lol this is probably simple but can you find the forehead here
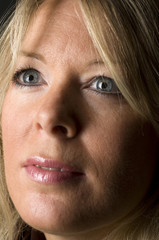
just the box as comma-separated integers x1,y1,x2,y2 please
21,0,98,68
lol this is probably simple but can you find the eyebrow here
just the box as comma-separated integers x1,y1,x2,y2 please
87,59,104,65
19,50,46,63
86,59,105,68
20,50,105,67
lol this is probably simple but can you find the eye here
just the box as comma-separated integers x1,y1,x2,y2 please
22,69,40,84
90,76,120,94
12,68,45,87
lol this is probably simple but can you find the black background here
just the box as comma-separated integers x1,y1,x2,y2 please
0,0,16,19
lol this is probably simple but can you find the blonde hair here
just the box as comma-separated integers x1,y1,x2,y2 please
0,0,159,239
80,0,159,133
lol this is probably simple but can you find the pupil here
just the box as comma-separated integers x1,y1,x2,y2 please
23,70,38,84
101,81,108,89
29,75,34,81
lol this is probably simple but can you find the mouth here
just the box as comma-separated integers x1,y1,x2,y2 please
24,156,85,184
34,165,71,172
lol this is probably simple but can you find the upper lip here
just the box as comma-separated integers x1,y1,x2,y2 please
24,156,84,174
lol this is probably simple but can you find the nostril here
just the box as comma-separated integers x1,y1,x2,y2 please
54,125,68,135
53,125,77,138
59,126,67,135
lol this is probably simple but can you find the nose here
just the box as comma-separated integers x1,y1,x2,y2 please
34,86,78,139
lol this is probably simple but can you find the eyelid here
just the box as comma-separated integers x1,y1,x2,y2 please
13,67,39,80
12,66,46,87
83,75,121,95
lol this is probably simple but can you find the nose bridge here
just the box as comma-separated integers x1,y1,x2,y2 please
41,84,67,113
34,79,78,138
41,68,76,111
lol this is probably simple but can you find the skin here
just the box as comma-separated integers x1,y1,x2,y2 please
1,0,159,239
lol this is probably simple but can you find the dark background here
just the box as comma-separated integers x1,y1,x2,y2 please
0,0,16,20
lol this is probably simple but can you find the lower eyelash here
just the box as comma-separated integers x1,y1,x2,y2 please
91,89,120,97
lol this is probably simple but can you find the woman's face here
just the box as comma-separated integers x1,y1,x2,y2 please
1,0,159,239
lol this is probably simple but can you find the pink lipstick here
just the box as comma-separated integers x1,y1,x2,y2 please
24,156,85,184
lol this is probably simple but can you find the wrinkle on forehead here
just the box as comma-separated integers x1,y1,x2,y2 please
21,0,96,68
38,0,82,24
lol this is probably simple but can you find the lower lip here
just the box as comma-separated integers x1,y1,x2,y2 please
25,165,84,184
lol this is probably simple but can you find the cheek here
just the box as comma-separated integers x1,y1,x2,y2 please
2,94,32,155
85,107,157,168
2,99,17,159
84,111,158,210
1,94,33,186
